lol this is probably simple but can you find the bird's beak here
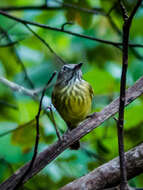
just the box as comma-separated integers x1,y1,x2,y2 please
74,63,83,70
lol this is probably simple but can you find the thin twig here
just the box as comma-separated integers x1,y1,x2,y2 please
24,24,66,65
61,21,74,31
0,76,55,108
0,1,143,61
13,2,143,61
107,14,122,36
106,2,118,16
54,0,104,15
0,27,34,88
129,48,143,60
12,46,35,89
0,77,38,99
13,71,56,190
48,106,61,141
0,10,143,48
106,11,143,61
0,5,63,11
117,0,142,189
0,3,102,14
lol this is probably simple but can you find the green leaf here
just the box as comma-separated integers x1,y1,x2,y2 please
17,98,38,123
125,102,143,129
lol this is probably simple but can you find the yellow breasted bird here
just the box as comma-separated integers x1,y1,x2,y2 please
52,63,94,150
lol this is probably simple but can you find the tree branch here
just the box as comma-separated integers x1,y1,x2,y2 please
55,0,104,15
24,24,66,65
0,26,34,88
48,106,61,141
0,5,63,11
60,142,143,190
117,1,142,189
12,46,34,89
13,72,56,190
0,2,103,15
106,11,143,61
1,1,142,62
0,10,143,48
0,77,38,99
1,75,143,190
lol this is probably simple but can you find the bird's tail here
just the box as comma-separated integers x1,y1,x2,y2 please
68,123,80,150
70,140,80,150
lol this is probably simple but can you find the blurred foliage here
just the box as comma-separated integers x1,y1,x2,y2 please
0,0,143,189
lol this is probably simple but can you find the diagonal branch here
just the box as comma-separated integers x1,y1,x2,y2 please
54,0,104,15
0,26,34,88
24,24,66,65
0,77,38,99
0,10,143,48
1,75,143,190
60,142,143,190
0,1,143,62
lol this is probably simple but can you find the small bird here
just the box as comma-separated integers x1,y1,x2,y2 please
52,63,94,150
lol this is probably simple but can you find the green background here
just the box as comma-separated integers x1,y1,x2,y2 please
0,0,143,189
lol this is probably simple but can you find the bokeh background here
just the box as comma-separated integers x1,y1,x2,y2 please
0,0,143,189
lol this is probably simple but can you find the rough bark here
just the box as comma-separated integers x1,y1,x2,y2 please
60,143,143,190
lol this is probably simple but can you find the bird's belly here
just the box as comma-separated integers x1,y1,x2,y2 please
57,92,91,125
68,96,90,116
52,81,93,126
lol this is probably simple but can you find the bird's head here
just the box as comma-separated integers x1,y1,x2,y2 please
56,63,83,86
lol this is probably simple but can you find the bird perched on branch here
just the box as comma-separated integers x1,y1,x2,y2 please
52,63,94,150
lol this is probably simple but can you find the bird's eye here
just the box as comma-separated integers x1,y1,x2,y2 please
62,66,67,71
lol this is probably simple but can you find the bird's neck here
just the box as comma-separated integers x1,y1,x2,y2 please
56,77,83,89
68,77,81,85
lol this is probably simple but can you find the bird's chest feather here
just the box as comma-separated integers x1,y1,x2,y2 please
52,81,93,123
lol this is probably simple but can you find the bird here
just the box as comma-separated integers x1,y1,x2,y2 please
52,63,94,150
